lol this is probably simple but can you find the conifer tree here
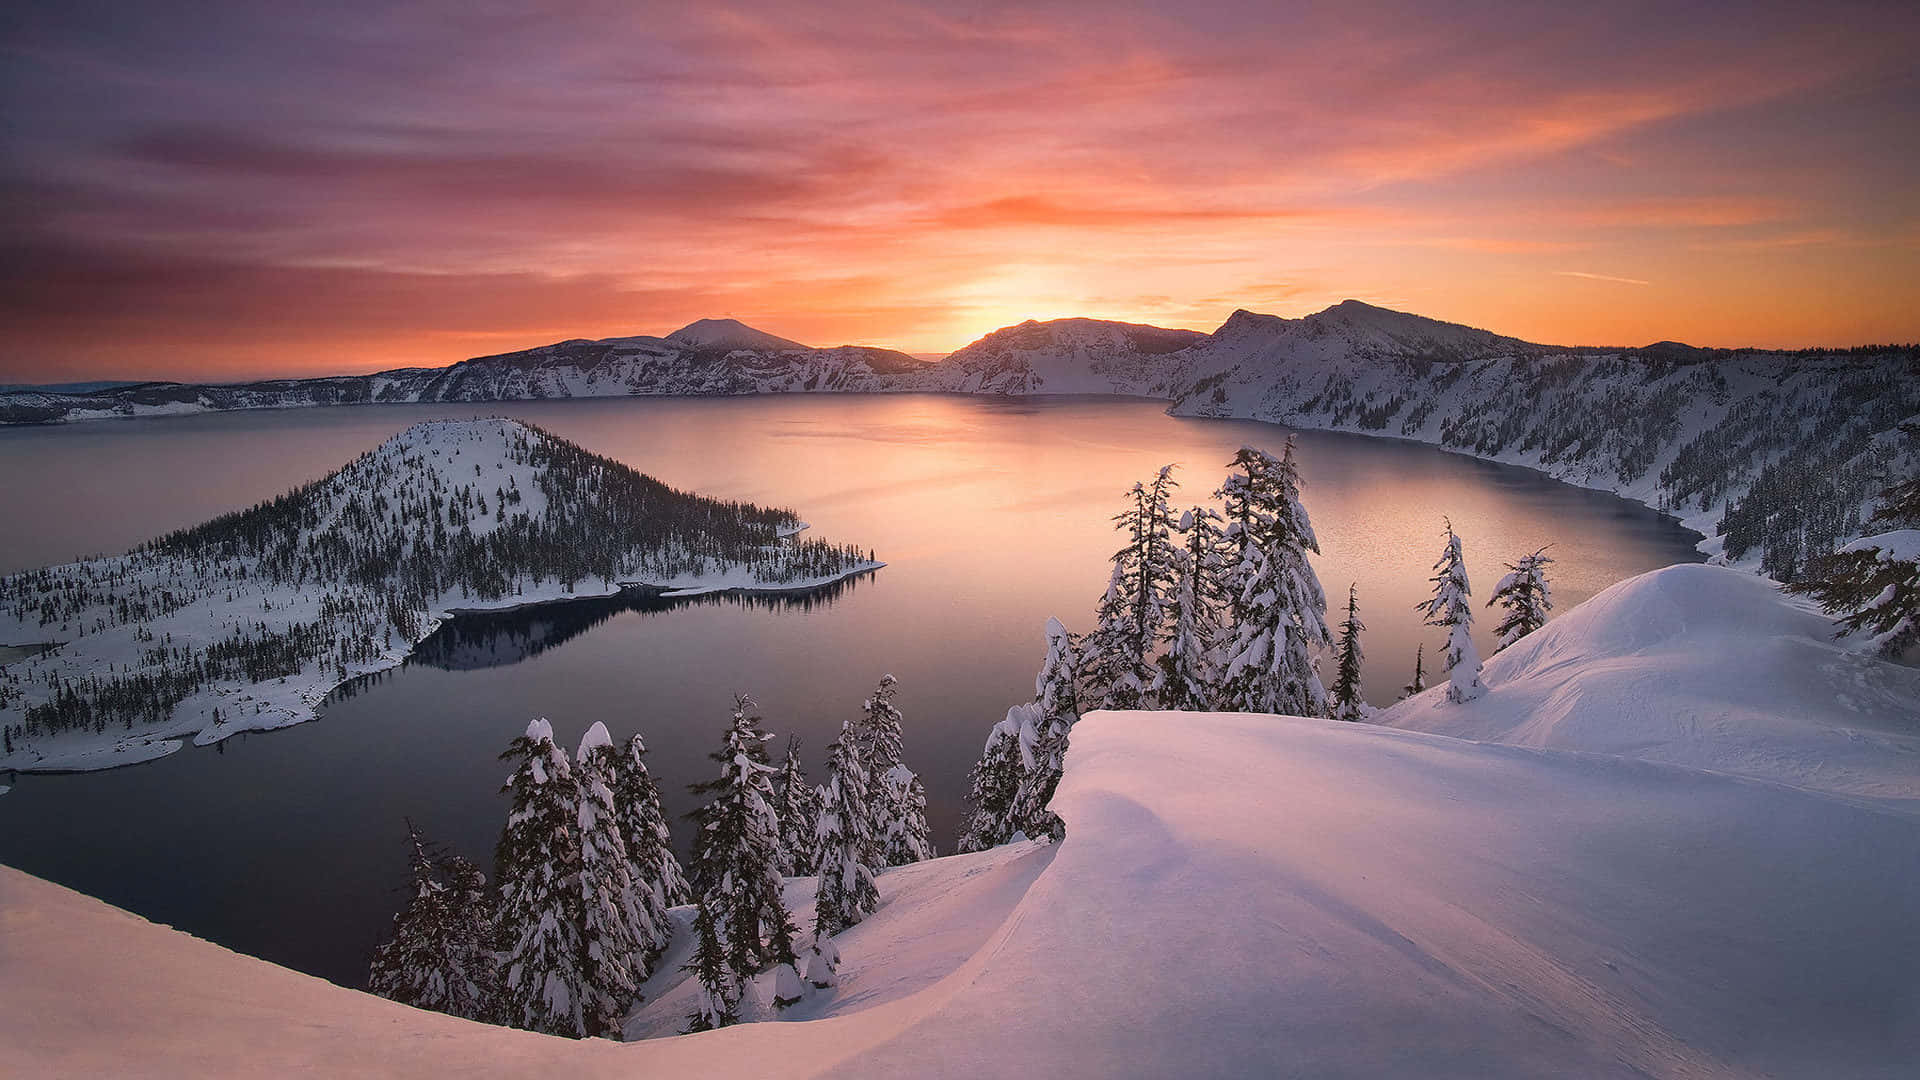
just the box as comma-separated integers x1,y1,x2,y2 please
1160,508,1227,710
574,722,653,1035
1418,521,1485,703
610,730,689,954
495,718,588,1037
1006,702,1065,842
955,718,1024,853
775,735,821,877
1329,583,1367,720
812,716,881,941
856,675,933,867
1084,467,1181,709
686,696,798,985
684,898,738,1032
368,821,497,1022
1217,441,1331,716
1400,643,1428,700
1487,548,1554,651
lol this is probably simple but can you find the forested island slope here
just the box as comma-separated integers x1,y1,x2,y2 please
0,418,879,773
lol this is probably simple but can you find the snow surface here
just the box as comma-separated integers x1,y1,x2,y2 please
1843,529,1920,563
6,563,1919,1075
1379,563,1920,809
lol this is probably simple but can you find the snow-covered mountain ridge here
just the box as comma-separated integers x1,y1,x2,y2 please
4,563,1917,1076
6,304,1913,575
0,418,880,774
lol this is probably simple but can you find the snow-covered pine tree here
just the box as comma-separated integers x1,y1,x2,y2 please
1487,548,1554,651
1006,701,1065,842
1084,467,1181,709
683,897,738,1032
1399,643,1428,700
686,695,798,986
1035,616,1082,723
1216,440,1331,716
1160,508,1227,710
1329,583,1367,720
954,716,1024,853
856,675,934,867
812,715,881,944
574,722,654,1036
368,821,497,1022
1418,521,1485,704
495,717,589,1037
775,735,821,877
610,731,688,963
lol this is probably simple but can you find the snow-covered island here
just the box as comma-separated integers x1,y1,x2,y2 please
2,563,1916,1076
0,418,881,773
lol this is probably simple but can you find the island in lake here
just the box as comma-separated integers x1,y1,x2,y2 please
0,418,880,773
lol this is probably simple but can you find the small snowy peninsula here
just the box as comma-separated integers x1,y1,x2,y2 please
2,565,1916,1076
0,418,880,773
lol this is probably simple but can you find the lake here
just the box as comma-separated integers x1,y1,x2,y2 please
0,395,1703,988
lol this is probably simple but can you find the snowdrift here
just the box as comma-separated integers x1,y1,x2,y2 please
1379,563,1920,810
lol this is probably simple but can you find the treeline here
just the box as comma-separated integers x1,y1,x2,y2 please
369,676,933,1039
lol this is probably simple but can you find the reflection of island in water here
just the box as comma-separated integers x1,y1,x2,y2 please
326,574,869,701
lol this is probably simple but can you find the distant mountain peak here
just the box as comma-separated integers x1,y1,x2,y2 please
666,318,808,352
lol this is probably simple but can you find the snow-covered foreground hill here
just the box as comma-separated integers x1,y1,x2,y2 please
5,564,1918,1076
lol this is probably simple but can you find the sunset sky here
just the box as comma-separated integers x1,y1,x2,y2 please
3,1,1917,382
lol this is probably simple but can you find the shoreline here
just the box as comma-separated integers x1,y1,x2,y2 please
0,561,885,779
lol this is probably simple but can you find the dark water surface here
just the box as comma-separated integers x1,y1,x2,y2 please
0,395,1702,987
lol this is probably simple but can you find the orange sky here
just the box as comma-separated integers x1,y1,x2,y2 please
3,1,1917,382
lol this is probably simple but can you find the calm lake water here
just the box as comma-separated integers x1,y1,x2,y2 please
0,395,1702,987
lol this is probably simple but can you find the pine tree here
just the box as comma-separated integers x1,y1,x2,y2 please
774,735,821,877
812,716,881,943
495,717,588,1036
683,897,738,1032
1217,440,1331,716
1418,521,1485,704
1006,702,1065,842
1487,548,1554,651
574,722,653,1036
1329,583,1367,720
368,821,497,1022
610,731,689,961
855,675,933,867
1159,508,1227,710
955,717,1024,853
686,695,798,987
1399,643,1428,700
1084,466,1180,709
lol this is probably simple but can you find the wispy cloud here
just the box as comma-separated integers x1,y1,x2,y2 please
1555,271,1652,286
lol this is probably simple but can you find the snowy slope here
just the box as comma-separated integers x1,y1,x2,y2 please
7,700,1918,1076
930,317,1207,396
1378,563,1920,809
0,419,879,774
666,318,809,352
6,565,1920,1076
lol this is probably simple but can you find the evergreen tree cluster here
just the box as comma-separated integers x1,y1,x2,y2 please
369,716,685,1040
957,456,1566,850
373,674,936,1039
1790,468,1920,658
